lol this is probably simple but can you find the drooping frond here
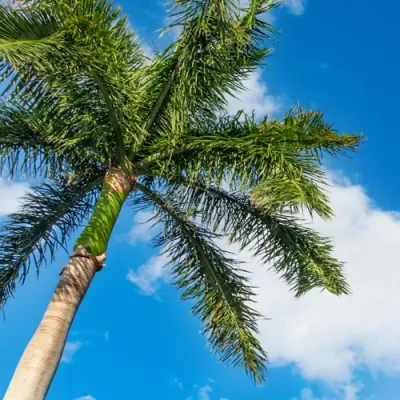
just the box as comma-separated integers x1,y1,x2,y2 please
0,104,63,178
136,182,268,385
54,0,151,153
0,3,63,83
0,103,106,178
1,0,151,158
0,172,102,306
0,3,68,103
163,178,350,297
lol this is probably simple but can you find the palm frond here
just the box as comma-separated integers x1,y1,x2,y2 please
268,106,363,158
141,0,277,143
0,103,107,178
0,172,102,306
0,3,62,69
0,104,63,178
139,109,362,219
163,178,350,297
136,181,268,385
61,0,150,153
0,3,68,102
1,1,150,158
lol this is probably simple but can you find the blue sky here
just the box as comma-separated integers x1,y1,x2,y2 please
1,0,400,399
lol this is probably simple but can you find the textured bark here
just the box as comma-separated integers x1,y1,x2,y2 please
4,168,134,399
3,248,105,400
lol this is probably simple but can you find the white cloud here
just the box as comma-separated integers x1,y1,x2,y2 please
283,0,307,16
225,69,283,117
61,341,82,363
342,383,364,400
298,389,317,400
186,383,223,400
226,171,400,386
136,170,400,391
129,210,159,244
0,182,29,216
127,255,168,296
295,382,363,400
199,385,212,400
74,396,96,400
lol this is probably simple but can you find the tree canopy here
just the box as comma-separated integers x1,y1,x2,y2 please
0,0,362,384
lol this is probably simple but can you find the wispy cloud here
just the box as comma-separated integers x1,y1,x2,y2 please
225,69,283,117
74,396,96,400
181,381,228,400
294,382,364,400
199,385,212,400
127,255,168,296
283,0,307,16
173,378,183,389
129,210,159,244
0,182,29,216
61,341,83,363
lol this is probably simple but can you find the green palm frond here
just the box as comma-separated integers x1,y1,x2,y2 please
0,3,69,102
0,172,102,306
163,179,349,297
139,109,362,219
0,103,107,178
1,1,149,154
136,181,268,385
0,104,64,178
0,4,63,71
268,106,362,158
238,208,350,297
141,0,277,142
61,0,150,153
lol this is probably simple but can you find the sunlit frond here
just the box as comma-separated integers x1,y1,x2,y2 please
141,0,277,145
136,182,268,384
163,179,350,297
138,109,362,219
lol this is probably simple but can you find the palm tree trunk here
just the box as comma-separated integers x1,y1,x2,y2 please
3,248,104,400
4,167,134,400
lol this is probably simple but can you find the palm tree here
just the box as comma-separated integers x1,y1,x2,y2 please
0,0,362,398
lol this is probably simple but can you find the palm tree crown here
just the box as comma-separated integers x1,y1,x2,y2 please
0,0,362,384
